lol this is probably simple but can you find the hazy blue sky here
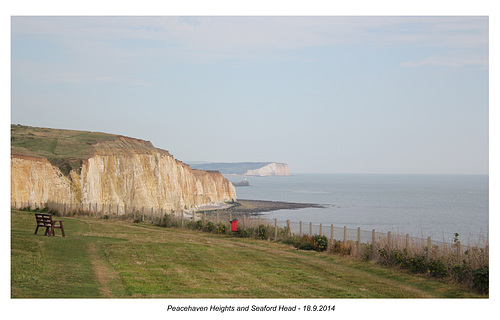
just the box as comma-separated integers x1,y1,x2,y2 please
10,16,489,174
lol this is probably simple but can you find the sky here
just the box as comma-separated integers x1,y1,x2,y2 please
9,14,490,174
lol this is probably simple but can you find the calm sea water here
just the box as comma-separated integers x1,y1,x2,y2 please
227,174,489,243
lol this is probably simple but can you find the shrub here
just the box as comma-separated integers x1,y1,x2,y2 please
258,225,270,240
185,220,204,230
391,250,408,268
331,240,352,255
282,235,299,246
406,256,427,273
215,222,227,235
359,243,373,261
236,227,257,238
472,266,488,294
378,248,448,279
193,220,204,231
294,235,315,251
312,235,328,252
205,221,215,233
451,263,472,284
155,214,168,227
428,259,447,278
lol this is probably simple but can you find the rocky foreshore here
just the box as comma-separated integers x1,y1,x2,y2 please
197,199,324,214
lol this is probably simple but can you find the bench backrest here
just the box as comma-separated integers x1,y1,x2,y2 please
35,213,54,227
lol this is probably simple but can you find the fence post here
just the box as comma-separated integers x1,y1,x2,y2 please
357,227,361,256
300,221,302,236
108,204,111,216
274,218,278,241
181,211,184,227
287,220,291,238
457,241,461,263
258,216,261,237
406,234,410,250
203,212,206,228
427,236,432,261
343,226,347,244
320,223,323,236
142,206,145,221
372,229,376,258
331,224,334,245
309,222,312,236
216,212,219,225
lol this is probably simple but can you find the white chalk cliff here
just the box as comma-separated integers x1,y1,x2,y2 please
244,162,289,176
11,136,236,212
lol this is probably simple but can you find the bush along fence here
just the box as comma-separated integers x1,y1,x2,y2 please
12,200,488,294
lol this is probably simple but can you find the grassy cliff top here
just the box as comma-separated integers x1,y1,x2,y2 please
11,125,122,175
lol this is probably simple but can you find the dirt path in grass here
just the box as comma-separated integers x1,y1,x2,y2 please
88,242,114,297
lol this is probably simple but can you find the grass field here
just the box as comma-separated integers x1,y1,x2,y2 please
11,210,485,298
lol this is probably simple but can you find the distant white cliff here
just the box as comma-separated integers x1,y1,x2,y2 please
188,162,290,176
244,162,289,176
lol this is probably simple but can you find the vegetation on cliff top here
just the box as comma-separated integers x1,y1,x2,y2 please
11,125,126,176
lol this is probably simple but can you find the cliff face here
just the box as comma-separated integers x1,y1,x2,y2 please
11,136,236,211
11,155,75,205
244,162,289,176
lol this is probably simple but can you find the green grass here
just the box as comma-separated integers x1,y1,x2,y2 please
11,125,120,176
11,210,485,298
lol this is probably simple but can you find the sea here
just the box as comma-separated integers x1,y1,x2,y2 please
226,174,489,244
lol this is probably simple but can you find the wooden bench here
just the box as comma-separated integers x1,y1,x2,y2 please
34,213,65,237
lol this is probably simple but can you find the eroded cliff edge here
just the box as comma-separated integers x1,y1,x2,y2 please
11,127,236,212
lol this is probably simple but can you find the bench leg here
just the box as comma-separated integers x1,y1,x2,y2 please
60,223,65,237
34,225,40,235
